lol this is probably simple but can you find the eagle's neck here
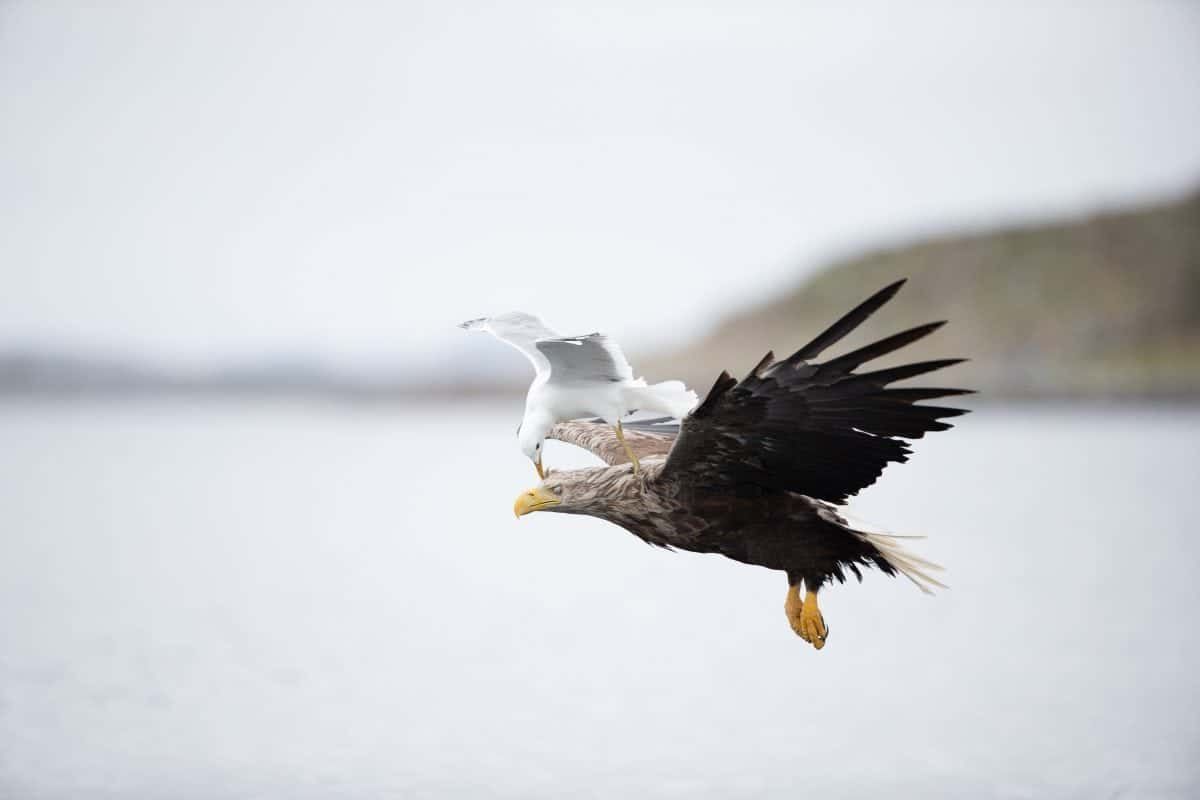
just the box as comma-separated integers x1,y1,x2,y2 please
562,464,681,547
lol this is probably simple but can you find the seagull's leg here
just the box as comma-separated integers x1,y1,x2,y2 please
614,420,641,476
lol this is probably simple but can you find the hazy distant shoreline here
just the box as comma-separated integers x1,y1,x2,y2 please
644,189,1200,401
6,190,1198,404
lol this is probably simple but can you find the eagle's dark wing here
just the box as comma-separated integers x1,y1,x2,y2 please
661,280,971,504
548,418,679,466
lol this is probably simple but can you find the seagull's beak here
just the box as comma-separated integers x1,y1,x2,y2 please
535,456,545,480
458,317,487,331
514,486,562,518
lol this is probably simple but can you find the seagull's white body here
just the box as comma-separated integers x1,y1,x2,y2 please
522,371,658,434
459,312,697,471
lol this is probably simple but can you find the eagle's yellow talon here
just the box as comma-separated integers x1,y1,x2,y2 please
785,586,827,650
784,585,806,639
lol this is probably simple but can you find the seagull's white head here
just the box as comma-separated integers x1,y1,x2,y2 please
517,417,553,479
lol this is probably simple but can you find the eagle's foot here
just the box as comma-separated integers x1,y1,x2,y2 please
785,586,827,650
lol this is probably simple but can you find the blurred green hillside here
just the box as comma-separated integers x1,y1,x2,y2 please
647,190,1200,400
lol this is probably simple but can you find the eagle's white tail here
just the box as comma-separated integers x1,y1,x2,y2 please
624,380,699,419
854,530,947,595
814,502,947,594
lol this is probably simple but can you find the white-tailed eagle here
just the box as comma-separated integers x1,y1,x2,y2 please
511,280,969,650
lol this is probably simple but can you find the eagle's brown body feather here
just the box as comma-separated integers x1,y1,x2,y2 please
541,458,895,590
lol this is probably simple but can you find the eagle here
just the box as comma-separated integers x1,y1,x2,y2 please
511,280,970,649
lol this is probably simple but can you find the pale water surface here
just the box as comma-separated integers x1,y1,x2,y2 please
1,402,1197,798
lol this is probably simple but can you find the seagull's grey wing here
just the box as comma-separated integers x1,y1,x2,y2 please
535,333,635,384
459,313,559,377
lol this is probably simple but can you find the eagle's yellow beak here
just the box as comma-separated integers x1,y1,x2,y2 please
514,486,561,518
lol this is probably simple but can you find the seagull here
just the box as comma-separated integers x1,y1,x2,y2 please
459,312,697,479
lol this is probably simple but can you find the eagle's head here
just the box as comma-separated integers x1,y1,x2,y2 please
513,483,563,517
512,466,639,519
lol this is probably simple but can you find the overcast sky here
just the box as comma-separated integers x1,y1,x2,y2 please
2,1,1199,366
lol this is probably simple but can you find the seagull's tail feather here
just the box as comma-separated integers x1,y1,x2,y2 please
624,380,699,419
